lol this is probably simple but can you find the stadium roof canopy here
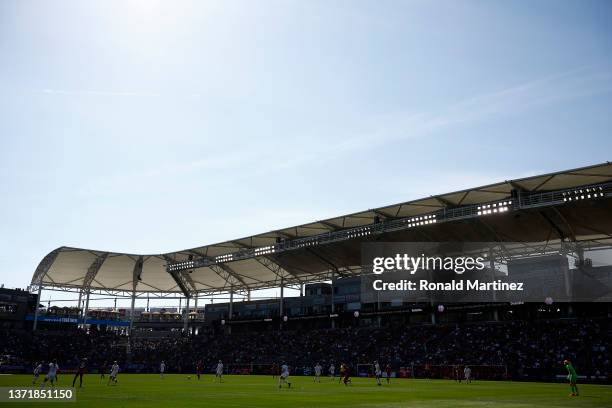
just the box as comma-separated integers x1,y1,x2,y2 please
32,162,612,296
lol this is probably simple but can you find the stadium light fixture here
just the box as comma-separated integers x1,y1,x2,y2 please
254,245,275,256
477,200,512,216
562,187,605,202
404,214,437,228
347,226,372,239
168,260,195,272
296,239,319,249
216,253,233,263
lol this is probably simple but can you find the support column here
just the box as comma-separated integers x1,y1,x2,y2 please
203,295,207,322
32,284,43,331
563,245,574,302
129,290,136,335
193,294,199,335
331,271,335,329
129,256,143,336
228,289,234,334
183,296,190,332
428,267,436,325
82,290,91,328
279,279,284,330
77,290,83,320
146,295,150,312
489,251,499,321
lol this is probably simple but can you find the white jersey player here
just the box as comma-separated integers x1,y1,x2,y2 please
215,360,223,382
41,361,59,388
32,362,43,384
314,363,322,382
374,361,382,386
108,361,119,385
464,366,472,383
329,364,335,379
160,361,166,379
278,363,291,388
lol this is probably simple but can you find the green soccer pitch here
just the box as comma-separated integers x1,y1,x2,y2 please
1,374,611,407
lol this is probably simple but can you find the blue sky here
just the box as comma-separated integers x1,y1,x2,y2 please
1,0,611,306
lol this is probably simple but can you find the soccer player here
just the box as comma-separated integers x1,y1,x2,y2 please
278,363,291,389
100,361,107,381
215,360,224,382
196,360,203,380
385,363,392,384
454,365,462,383
564,360,579,396
314,362,322,383
374,361,382,386
340,363,351,386
464,366,472,384
32,362,43,385
160,361,166,379
108,361,119,385
72,357,87,388
41,360,59,388
329,363,335,380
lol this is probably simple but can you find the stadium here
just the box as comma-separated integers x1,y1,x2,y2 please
2,2,612,407
1,162,611,407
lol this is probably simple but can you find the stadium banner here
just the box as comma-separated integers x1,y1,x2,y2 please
361,242,612,303
24,315,131,326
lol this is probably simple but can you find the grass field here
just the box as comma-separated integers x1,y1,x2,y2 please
0,374,611,408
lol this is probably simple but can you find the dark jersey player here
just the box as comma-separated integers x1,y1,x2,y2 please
100,361,107,380
340,363,351,386
196,360,203,380
72,358,87,388
454,365,462,383
271,363,279,379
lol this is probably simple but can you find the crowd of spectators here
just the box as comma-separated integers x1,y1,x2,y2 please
1,318,609,381
0,329,124,370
